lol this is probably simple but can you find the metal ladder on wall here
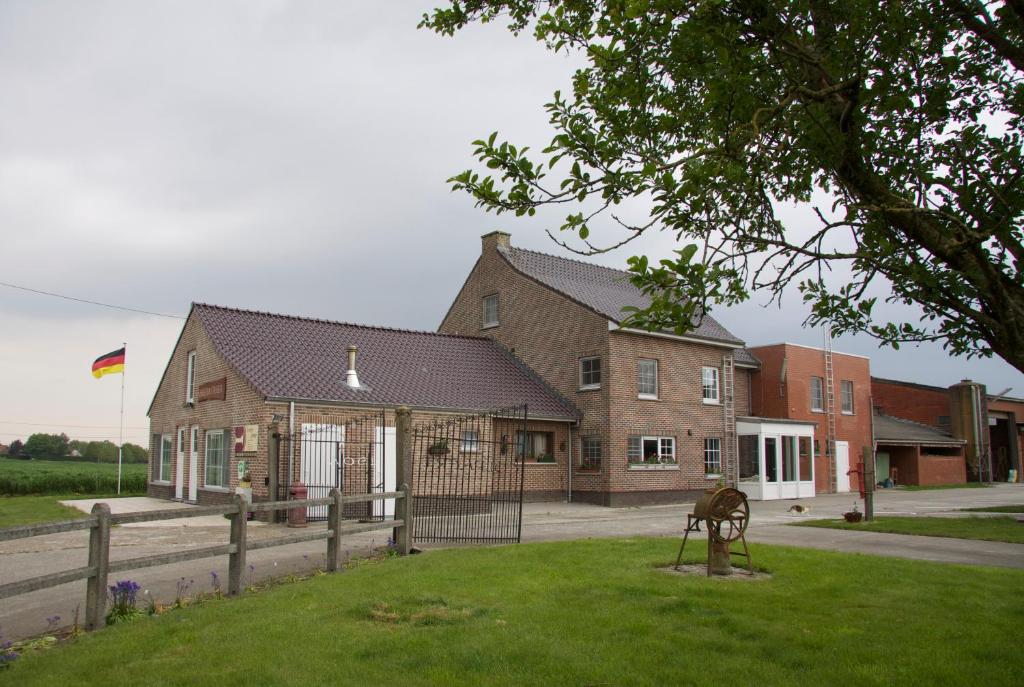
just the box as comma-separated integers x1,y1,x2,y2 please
823,328,838,493
722,354,737,487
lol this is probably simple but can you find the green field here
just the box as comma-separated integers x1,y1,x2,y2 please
0,457,147,496
794,516,1024,543
3,539,1021,685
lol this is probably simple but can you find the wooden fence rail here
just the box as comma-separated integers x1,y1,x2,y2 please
0,484,412,631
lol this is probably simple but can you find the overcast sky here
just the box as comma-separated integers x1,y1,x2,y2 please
1,1,1020,448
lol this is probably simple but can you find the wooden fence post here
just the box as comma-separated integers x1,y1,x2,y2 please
326,488,343,572
227,494,248,595
394,406,413,554
85,502,111,630
395,483,412,555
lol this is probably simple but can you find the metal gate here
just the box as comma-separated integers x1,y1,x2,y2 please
411,405,527,544
286,410,394,522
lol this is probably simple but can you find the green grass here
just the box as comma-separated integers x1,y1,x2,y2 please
962,504,1024,513
0,457,147,495
794,516,1024,543
898,482,989,490
3,539,1023,686
0,495,85,528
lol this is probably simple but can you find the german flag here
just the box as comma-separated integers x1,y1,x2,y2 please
92,347,125,378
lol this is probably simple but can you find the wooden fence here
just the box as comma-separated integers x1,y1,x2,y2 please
0,484,412,630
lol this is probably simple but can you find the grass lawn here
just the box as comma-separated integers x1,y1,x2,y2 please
898,482,989,491
794,516,1024,543
963,505,1024,513
0,457,147,495
3,539,1022,686
0,495,87,528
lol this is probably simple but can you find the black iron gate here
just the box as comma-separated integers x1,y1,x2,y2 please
411,405,527,544
283,410,393,522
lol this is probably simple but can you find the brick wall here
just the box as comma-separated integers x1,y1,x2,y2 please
871,378,952,429
604,331,741,498
918,452,968,485
438,232,610,499
749,343,872,494
148,313,270,505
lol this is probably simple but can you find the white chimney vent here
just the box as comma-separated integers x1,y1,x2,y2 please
345,345,361,389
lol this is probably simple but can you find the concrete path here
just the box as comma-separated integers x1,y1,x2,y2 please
2,484,1022,642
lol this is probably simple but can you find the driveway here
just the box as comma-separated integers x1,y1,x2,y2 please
2,485,1022,642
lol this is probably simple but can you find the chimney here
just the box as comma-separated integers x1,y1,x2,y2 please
345,345,361,389
481,231,511,254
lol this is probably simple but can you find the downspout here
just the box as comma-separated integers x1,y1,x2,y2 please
566,423,574,503
288,401,295,493
970,386,981,481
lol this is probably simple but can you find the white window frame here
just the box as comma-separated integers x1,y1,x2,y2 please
460,430,480,453
702,366,720,404
204,429,228,489
810,376,825,412
627,435,677,466
579,356,601,390
704,437,722,476
637,359,658,399
841,380,854,414
482,293,499,328
185,350,196,405
157,433,172,483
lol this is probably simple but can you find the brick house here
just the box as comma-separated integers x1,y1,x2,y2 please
872,377,1022,483
146,303,578,508
747,342,872,494
438,231,767,505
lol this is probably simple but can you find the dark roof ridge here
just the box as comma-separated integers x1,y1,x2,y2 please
874,409,953,433
193,302,490,342
502,245,635,280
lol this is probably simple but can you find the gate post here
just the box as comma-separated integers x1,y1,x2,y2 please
326,488,343,571
394,406,413,554
85,502,111,630
227,494,248,595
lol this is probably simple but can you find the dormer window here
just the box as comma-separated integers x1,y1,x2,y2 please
482,294,499,328
185,350,196,404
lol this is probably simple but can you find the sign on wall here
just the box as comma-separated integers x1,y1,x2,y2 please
234,424,259,453
197,377,227,403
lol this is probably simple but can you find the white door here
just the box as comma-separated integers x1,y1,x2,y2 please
301,424,344,520
175,428,186,499
835,441,851,493
373,427,397,519
188,425,199,502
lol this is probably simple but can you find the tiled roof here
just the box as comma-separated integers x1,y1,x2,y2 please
192,304,579,420
499,246,746,346
873,411,965,446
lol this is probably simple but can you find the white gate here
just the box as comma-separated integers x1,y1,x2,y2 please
373,426,397,519
300,423,345,520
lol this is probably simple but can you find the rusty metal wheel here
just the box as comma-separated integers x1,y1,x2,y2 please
707,488,750,544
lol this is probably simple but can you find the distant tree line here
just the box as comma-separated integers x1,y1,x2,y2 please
2,433,147,463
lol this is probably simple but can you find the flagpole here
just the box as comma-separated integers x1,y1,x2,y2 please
117,342,126,495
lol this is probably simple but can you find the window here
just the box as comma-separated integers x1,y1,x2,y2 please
579,357,601,390
185,350,196,404
482,294,499,328
580,436,601,471
204,430,228,488
158,434,172,482
515,431,553,462
840,380,854,414
637,359,658,398
628,435,676,465
460,430,480,453
810,376,824,412
702,366,720,403
704,437,722,475
738,435,760,482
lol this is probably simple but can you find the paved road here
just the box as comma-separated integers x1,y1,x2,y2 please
2,484,1022,641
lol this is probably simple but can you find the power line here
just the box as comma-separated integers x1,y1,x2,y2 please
0,420,149,430
0,280,186,319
